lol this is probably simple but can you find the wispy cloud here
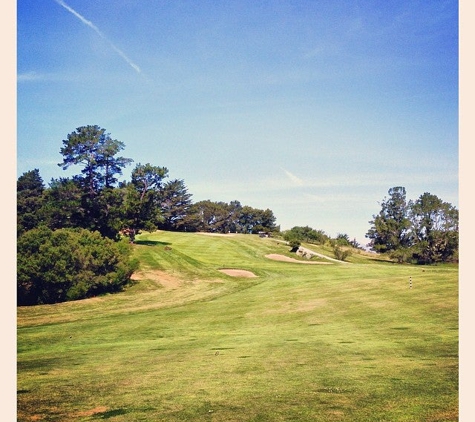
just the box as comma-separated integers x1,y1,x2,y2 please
17,71,44,82
281,168,304,186
53,0,141,74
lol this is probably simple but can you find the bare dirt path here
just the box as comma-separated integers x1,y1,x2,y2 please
267,241,350,264
265,254,332,264
218,269,258,277
298,246,351,264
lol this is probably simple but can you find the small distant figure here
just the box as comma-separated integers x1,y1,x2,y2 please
215,351,219,356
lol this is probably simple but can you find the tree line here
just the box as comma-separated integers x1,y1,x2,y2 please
17,125,278,305
17,125,278,240
17,126,458,305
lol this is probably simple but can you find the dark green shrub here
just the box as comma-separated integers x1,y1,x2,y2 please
389,248,414,264
17,227,139,305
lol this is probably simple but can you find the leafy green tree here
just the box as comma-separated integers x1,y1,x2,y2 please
367,187,458,264
389,247,414,264
409,192,459,263
189,200,231,233
283,226,329,245
93,187,126,239
336,233,351,246
185,201,277,234
17,169,45,236
366,187,412,253
42,177,124,239
253,208,277,233
237,206,277,234
121,163,168,241
238,205,257,234
227,200,243,232
17,227,138,305
41,177,84,230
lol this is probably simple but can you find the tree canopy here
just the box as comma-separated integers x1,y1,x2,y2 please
58,125,133,194
366,187,458,264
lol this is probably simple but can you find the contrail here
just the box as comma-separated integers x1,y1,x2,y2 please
54,0,141,73
282,168,304,186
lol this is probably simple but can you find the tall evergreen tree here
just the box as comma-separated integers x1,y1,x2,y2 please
159,179,193,231
17,169,45,235
58,125,133,195
41,177,84,230
57,125,133,238
366,187,412,253
121,163,169,241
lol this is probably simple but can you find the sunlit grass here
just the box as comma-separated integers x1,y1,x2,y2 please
17,231,458,421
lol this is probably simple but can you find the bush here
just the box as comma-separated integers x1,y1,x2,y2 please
283,231,301,252
284,226,329,245
17,227,139,305
333,245,351,261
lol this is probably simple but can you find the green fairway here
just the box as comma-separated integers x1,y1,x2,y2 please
17,231,458,421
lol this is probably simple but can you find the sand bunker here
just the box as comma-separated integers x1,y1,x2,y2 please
265,254,332,264
219,269,258,277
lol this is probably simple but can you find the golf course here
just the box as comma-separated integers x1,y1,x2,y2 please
17,230,458,421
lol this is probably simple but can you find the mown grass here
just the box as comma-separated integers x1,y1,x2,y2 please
17,231,458,421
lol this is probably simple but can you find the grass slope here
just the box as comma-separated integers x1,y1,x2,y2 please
17,231,458,421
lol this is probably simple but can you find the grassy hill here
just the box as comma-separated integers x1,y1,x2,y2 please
17,231,458,421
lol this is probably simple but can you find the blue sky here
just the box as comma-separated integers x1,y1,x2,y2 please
17,0,458,246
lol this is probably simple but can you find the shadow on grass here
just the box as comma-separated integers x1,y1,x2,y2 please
134,240,172,246
362,256,398,264
96,408,129,419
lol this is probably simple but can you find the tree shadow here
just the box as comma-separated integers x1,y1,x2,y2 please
97,408,129,419
134,240,172,246
365,257,396,264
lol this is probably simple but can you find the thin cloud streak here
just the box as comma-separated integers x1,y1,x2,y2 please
265,171,457,192
188,169,458,200
281,168,304,186
53,0,141,74
17,71,43,82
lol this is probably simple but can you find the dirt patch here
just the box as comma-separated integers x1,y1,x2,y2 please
265,254,332,264
131,269,182,289
219,269,258,278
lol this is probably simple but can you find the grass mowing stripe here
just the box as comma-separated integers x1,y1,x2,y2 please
17,231,458,421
